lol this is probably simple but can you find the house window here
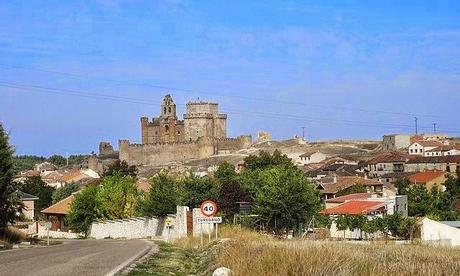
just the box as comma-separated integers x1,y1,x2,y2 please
178,131,181,134
410,149,413,153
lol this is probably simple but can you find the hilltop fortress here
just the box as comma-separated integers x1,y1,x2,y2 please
117,95,252,167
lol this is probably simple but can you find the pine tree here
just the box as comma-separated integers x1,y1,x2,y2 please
0,123,21,228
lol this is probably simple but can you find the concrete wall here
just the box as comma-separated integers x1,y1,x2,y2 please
89,206,189,240
421,217,460,247
37,222,82,239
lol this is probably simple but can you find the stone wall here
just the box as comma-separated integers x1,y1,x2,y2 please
119,138,216,166
89,206,189,240
217,135,252,153
421,217,460,247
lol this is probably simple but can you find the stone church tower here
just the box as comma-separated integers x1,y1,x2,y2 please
141,95,185,144
140,94,227,144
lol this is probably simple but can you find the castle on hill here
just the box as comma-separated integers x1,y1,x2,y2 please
94,94,252,168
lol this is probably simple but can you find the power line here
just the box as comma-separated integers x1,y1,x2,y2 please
0,63,455,120
2,80,460,134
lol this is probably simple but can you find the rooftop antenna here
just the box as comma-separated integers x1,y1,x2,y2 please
414,117,418,134
433,123,437,134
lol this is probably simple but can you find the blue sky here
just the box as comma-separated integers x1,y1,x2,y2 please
0,0,459,156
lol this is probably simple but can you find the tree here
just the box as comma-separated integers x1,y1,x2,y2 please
178,175,220,209
243,150,294,171
252,166,322,232
218,181,248,218
95,174,140,219
347,215,367,239
335,184,367,197
395,178,411,195
335,215,349,239
142,173,178,217
12,155,46,171
103,160,137,178
52,182,79,204
20,176,54,216
215,161,237,184
0,123,22,228
66,185,98,235
48,155,66,167
362,218,379,240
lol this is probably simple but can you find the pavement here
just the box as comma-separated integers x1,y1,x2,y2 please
0,239,155,276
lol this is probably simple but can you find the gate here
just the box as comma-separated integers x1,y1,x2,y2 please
186,211,193,236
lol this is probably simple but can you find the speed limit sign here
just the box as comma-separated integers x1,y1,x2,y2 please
200,200,217,217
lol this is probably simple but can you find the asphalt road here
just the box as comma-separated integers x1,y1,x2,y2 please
0,239,153,276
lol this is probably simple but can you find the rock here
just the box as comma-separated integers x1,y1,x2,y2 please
212,267,232,276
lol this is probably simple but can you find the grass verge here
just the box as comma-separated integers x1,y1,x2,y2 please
128,241,218,276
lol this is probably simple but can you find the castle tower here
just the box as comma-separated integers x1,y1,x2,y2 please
140,94,185,144
161,94,177,119
184,101,227,141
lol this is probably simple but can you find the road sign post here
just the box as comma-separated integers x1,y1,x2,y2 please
165,218,173,243
44,222,52,246
199,200,221,246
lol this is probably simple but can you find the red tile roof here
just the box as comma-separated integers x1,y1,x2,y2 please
366,152,410,165
408,171,445,184
411,140,444,147
325,193,376,203
321,200,386,215
320,176,382,194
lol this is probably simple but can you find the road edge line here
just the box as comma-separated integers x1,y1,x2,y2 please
104,242,152,276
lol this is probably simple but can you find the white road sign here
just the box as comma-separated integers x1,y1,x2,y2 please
196,217,222,224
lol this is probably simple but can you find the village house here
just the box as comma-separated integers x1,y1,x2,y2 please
322,193,408,239
405,155,460,173
41,194,76,231
408,171,447,190
408,140,445,156
34,162,57,173
382,134,411,151
19,191,39,220
365,152,410,177
318,176,384,200
49,169,100,189
298,151,328,165
424,145,460,157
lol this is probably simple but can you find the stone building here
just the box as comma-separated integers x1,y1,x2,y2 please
141,95,227,144
117,94,251,167
141,95,185,144
382,134,411,151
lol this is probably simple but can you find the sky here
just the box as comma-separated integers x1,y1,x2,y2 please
0,0,459,156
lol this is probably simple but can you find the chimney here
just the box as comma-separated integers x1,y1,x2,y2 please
333,175,338,183
364,173,368,180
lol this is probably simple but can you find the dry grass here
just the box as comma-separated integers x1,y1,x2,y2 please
212,226,460,276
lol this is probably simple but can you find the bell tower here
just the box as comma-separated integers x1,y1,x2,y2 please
161,94,177,119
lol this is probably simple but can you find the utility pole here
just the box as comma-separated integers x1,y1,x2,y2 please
433,123,437,134
66,152,69,167
414,117,418,134
301,127,306,141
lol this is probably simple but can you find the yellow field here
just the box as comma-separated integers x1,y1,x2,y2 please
197,226,460,276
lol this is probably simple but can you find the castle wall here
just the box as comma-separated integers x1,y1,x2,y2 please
216,135,252,153
119,138,215,167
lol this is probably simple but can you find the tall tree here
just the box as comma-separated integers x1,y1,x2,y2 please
215,161,237,184
95,174,140,219
142,173,178,217
218,181,248,218
0,123,22,228
20,176,54,216
178,175,220,209
243,150,294,171
252,166,322,232
66,185,98,236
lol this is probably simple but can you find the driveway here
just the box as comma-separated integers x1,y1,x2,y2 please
0,239,154,276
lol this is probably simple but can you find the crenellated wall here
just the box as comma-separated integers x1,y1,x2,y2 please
217,135,252,152
119,137,216,166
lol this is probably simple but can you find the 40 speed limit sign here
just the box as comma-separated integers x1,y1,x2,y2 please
200,200,218,217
